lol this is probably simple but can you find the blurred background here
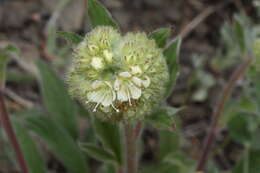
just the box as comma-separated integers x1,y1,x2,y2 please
0,0,260,173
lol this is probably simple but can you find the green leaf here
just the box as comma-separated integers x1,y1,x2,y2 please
163,152,196,173
36,60,77,138
88,0,118,29
13,120,47,173
250,129,260,150
0,51,9,84
57,31,83,45
80,143,117,164
146,152,196,173
237,96,258,113
141,163,180,173
100,163,117,173
158,130,179,160
163,37,182,95
228,113,252,145
232,149,260,173
253,76,260,109
149,28,171,48
234,17,246,52
146,106,181,130
93,118,122,165
5,45,20,54
164,37,182,73
26,115,89,173
6,70,35,84
0,45,18,84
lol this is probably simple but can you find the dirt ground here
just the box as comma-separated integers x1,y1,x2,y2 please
0,0,258,172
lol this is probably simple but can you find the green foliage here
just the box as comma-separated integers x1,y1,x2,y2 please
88,0,119,29
100,163,117,173
163,37,182,95
141,152,196,173
13,120,47,173
252,75,260,109
0,45,19,84
158,130,179,160
234,16,246,52
217,14,260,173
57,31,83,45
4,1,260,173
80,143,117,164
36,60,77,138
146,106,181,130
233,149,260,173
149,28,171,48
190,56,215,102
228,113,253,145
93,118,123,166
26,115,89,173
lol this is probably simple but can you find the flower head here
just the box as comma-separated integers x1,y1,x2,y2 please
67,26,169,121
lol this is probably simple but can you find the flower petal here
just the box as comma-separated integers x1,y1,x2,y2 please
87,90,103,102
132,77,142,87
101,93,113,107
142,76,150,88
119,71,132,78
130,66,142,75
117,87,128,101
91,57,104,70
114,79,121,91
91,80,103,89
129,84,142,99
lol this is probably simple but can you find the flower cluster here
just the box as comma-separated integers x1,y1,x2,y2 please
67,26,169,121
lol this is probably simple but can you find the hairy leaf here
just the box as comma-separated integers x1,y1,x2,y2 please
14,120,47,173
163,37,182,95
146,106,181,130
88,0,118,29
36,60,77,138
80,143,117,164
57,31,83,45
93,118,122,165
149,28,171,48
26,115,89,173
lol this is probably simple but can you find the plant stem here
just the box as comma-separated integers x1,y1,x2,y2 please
124,122,141,173
196,56,252,172
0,91,29,173
0,51,29,173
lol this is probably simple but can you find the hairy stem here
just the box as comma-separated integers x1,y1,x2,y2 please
196,56,252,171
0,53,29,173
124,122,141,173
0,91,29,173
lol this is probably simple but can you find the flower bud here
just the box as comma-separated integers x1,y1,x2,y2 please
67,26,169,121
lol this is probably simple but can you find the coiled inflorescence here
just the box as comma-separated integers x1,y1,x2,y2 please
67,26,169,121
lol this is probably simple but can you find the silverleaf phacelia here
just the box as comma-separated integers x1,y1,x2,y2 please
67,26,169,121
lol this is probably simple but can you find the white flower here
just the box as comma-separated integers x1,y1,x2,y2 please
130,66,142,75
142,76,151,88
91,57,104,70
114,72,150,106
103,50,113,62
87,81,118,112
67,26,170,120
